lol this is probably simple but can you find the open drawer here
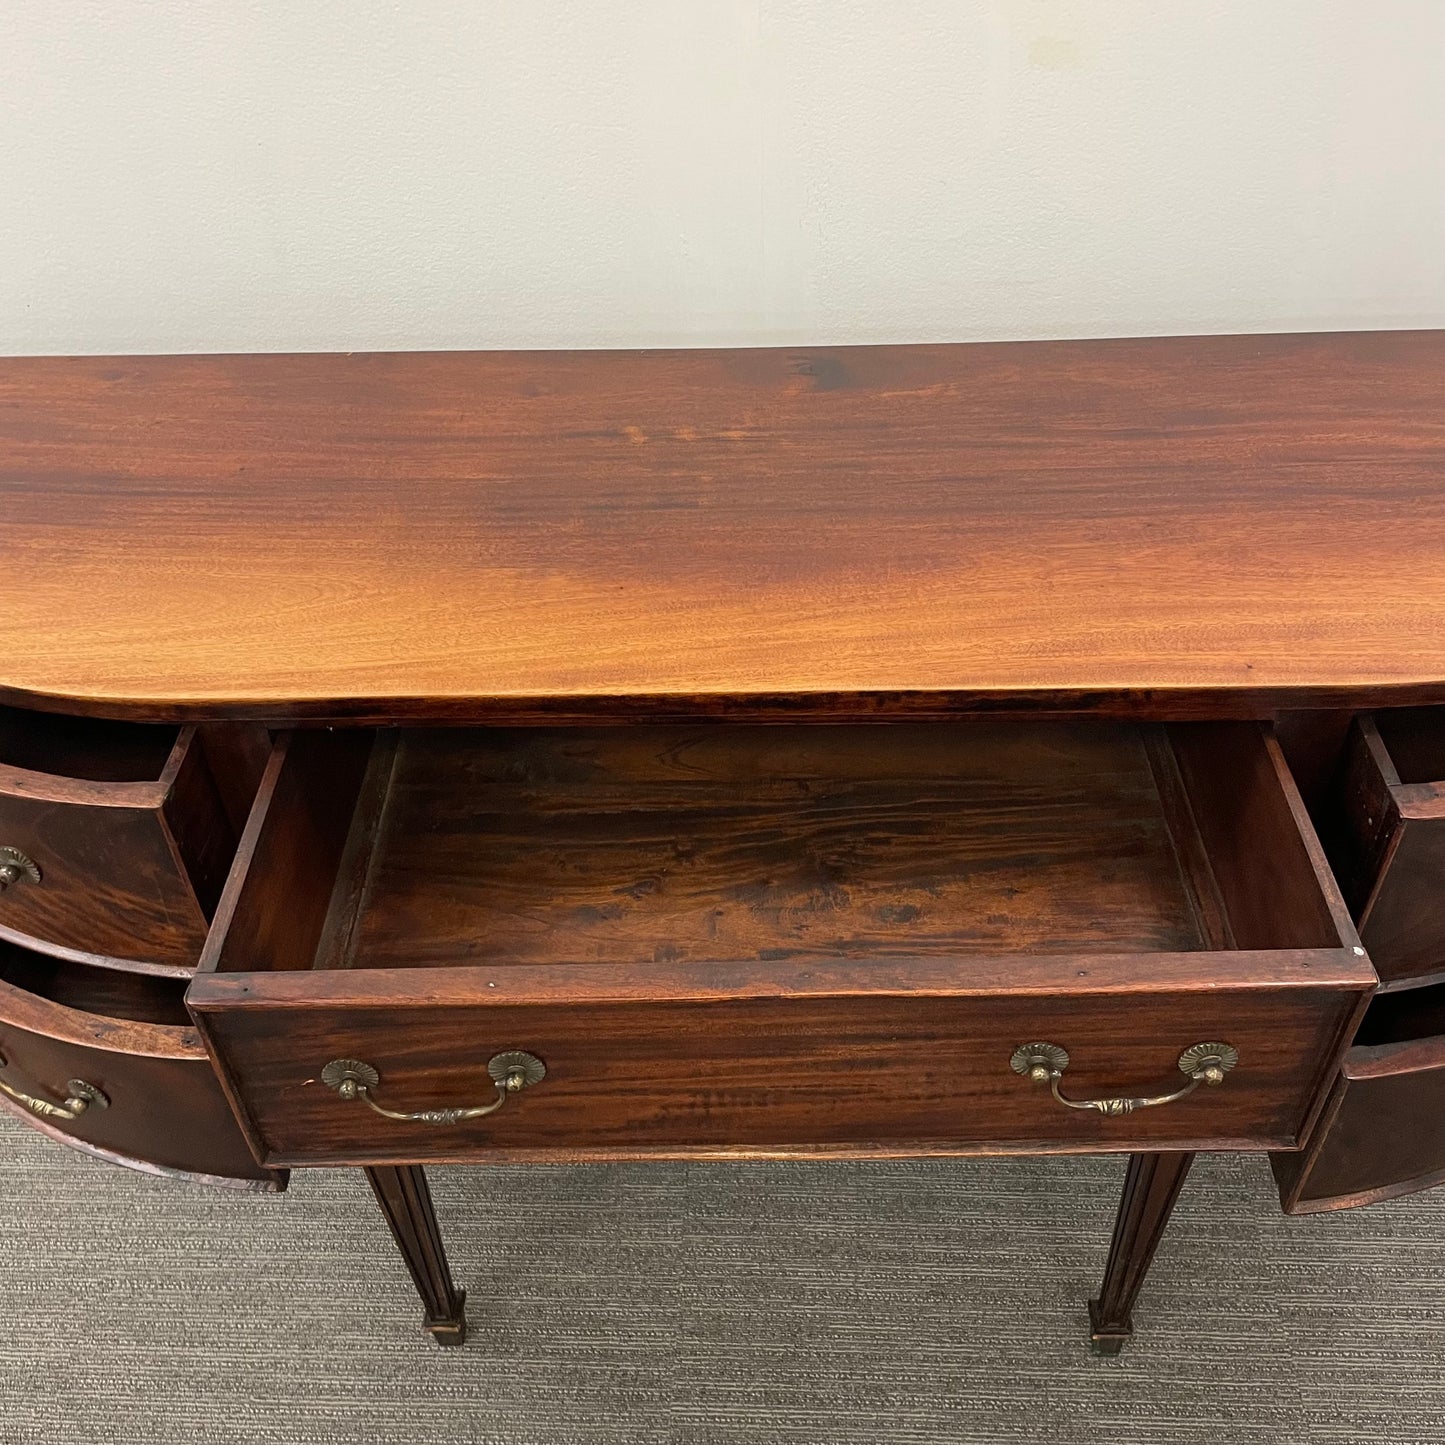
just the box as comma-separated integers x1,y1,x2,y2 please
0,706,238,974
1274,982,1445,1212
187,721,1374,1168
0,938,281,1187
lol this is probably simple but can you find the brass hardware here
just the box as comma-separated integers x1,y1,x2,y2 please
0,847,41,894
1009,1041,1238,1116
0,1049,108,1120
320,1052,546,1125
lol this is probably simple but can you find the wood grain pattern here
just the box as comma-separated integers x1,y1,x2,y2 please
344,722,1208,970
4,334,1445,719
1273,710,1445,1211
1168,723,1355,951
194,975,1362,1167
201,729,375,977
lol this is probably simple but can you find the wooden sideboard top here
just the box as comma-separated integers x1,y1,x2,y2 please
2,330,1443,721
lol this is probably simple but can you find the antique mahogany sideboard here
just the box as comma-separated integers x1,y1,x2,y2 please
3,333,1445,1353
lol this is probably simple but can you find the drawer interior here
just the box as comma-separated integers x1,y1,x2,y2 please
206,720,1351,978
1353,980,1445,1049
0,939,192,1026
1372,707,1445,785
0,704,181,782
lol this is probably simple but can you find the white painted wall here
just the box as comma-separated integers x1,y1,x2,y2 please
2,1,1443,354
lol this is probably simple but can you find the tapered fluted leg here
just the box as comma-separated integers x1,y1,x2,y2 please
364,1165,468,1345
1088,1151,1194,1355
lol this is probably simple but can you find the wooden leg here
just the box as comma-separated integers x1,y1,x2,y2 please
1088,1151,1194,1356
364,1165,468,1346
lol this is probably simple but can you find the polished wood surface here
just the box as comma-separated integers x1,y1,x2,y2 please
4,333,1445,720
222,720,1358,974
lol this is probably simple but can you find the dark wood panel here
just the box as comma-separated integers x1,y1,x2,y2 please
1273,1045,1445,1213
1353,980,1445,1048
1372,708,1445,784
196,722,274,835
194,972,1361,1166
5,335,1445,718
1274,967,1445,1212
0,721,241,973
200,728,374,976
1335,716,1403,916
1272,709,1354,819
164,726,244,919
1168,724,1355,951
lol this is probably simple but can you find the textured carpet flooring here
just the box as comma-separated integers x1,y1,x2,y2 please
2,1113,1444,1444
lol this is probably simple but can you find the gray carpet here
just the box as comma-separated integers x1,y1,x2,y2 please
2,1114,1443,1444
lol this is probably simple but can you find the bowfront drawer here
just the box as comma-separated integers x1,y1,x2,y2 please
0,939,279,1187
1274,982,1445,1212
0,708,237,973
188,721,1373,1168
1337,709,1445,986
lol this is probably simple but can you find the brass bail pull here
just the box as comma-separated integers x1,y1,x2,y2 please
320,1052,546,1126
0,848,41,894
0,1048,108,1121
1010,1042,1239,1116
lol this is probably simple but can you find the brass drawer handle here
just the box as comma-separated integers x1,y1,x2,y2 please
0,1049,109,1121
0,847,41,894
321,1052,546,1125
1010,1041,1238,1116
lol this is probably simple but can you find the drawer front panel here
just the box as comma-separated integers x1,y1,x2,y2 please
0,788,209,969
1279,1066,1445,1211
197,978,1360,1166
0,986,274,1184
1274,1001,1445,1213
